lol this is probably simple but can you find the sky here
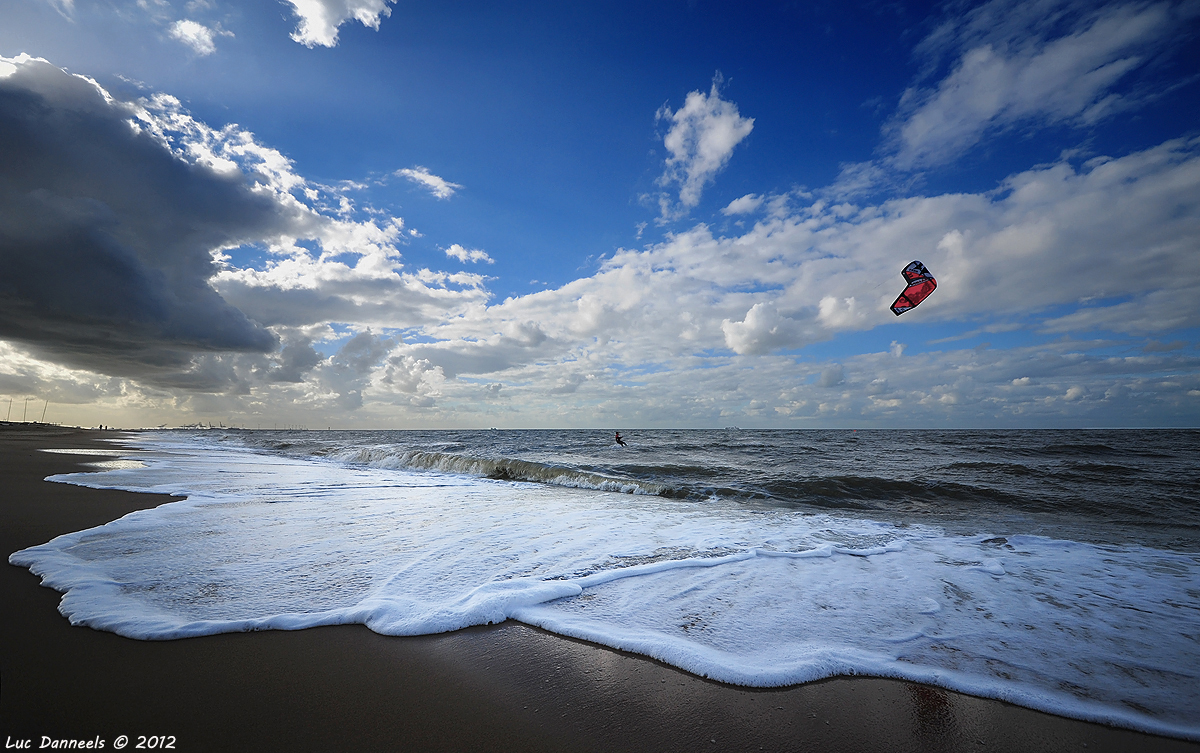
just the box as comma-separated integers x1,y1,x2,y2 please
1,0,1199,429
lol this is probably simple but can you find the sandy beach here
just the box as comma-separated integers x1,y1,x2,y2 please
3,425,1197,752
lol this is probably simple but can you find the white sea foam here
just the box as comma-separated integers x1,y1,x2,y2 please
10,433,1200,740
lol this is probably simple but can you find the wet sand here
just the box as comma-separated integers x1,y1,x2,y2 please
3,425,1197,752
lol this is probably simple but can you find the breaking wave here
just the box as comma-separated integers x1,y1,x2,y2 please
329,446,671,496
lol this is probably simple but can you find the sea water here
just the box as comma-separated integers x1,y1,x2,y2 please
10,429,1200,739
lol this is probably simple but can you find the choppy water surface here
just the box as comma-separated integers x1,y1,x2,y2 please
237,428,1199,549
11,429,1200,739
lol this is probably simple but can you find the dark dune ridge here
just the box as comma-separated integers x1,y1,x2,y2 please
3,425,1196,752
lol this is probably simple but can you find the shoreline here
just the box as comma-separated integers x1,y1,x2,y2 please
3,425,1197,752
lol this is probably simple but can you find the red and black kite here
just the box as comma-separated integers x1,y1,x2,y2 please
890,260,937,316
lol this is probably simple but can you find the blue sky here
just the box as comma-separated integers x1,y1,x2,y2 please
1,0,1198,428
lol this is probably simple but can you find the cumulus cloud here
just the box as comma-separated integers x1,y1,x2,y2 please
314,330,395,408
212,217,488,332
6,50,1197,426
381,354,442,394
0,55,484,394
331,330,393,374
721,193,764,216
818,365,846,388
396,166,461,199
168,19,231,56
285,0,395,48
0,56,289,381
656,76,754,221
721,302,805,355
379,132,1200,422
268,338,323,383
5,27,1198,429
444,244,493,264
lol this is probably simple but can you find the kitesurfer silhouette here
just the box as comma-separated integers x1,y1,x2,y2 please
614,431,627,447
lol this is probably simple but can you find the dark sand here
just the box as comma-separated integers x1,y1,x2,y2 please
3,425,1196,753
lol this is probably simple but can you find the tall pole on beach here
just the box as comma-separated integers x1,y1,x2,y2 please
41,400,49,423
24,397,30,422
6,397,10,421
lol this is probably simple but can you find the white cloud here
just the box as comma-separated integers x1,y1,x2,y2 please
362,132,1200,426
817,295,868,330
444,244,493,264
0,55,487,398
168,19,231,56
0,55,27,79
887,0,1183,170
656,77,754,220
721,193,764,216
396,166,462,200
284,0,395,48
818,365,846,388
43,0,74,18
720,302,803,355
5,52,1198,429
830,160,904,199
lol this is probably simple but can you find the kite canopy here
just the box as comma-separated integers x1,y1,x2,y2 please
890,260,937,316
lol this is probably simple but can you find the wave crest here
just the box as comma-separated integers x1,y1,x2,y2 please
329,446,670,496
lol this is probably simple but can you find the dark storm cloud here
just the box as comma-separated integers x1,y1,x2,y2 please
268,338,324,383
321,331,395,410
0,58,299,384
216,277,440,328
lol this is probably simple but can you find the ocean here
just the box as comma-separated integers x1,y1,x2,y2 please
10,428,1200,739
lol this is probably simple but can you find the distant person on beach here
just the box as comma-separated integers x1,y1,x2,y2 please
614,431,626,446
